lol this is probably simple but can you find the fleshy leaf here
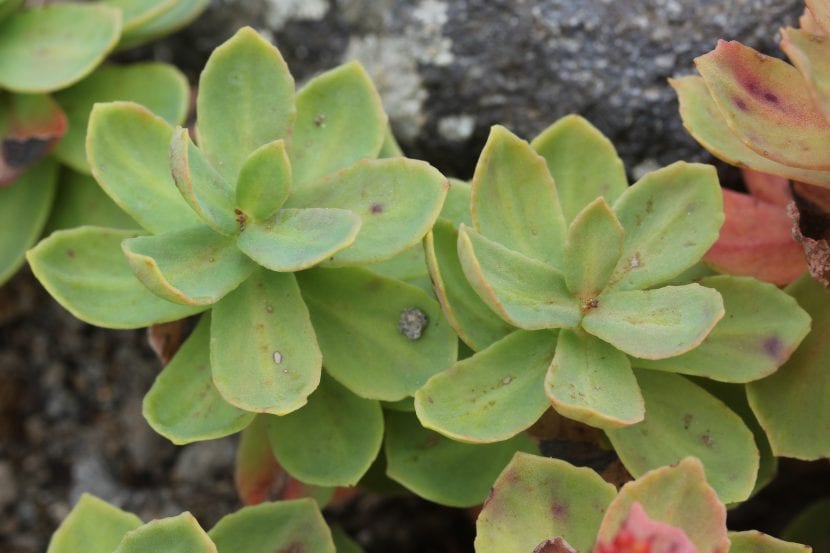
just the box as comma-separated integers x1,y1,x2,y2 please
290,61,386,187
101,0,176,33
46,170,138,233
458,225,581,330
563,197,624,299
332,528,364,553
27,226,204,329
695,40,830,171
0,159,56,285
53,63,188,174
637,276,810,382
781,27,830,120
169,127,237,234
415,330,556,443
531,115,628,222
88,102,203,234
440,178,473,227
747,275,830,459
1,93,67,184
143,314,255,444
0,4,121,93
113,513,216,553
730,532,811,553
286,158,448,265
782,498,830,552
296,266,457,401
378,124,403,158
471,125,567,267
742,169,791,207
235,416,280,505
116,0,209,50
197,27,294,183
671,76,830,188
546,329,644,429
475,452,617,553
236,208,361,272
266,373,383,487
0,0,23,24
211,269,321,415
424,220,515,351
209,499,335,553
384,410,536,507
582,284,724,360
236,139,291,221
595,503,698,553
122,226,255,306
596,458,729,553
607,370,759,504
806,0,830,34
47,494,142,553
609,162,723,290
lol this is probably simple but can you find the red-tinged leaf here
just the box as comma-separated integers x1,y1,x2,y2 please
533,537,577,553
695,40,830,170
806,0,830,35
781,27,830,121
800,7,825,35
1,93,67,185
235,416,280,505
790,181,830,287
596,503,699,553
704,189,807,285
741,169,792,208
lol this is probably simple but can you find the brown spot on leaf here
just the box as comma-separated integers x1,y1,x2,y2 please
762,336,783,360
313,113,326,127
551,501,570,521
370,202,384,214
534,537,577,553
734,97,749,111
701,432,714,448
683,414,693,430
66,249,75,258
279,543,306,553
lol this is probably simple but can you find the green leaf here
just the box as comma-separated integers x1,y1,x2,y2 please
471,125,566,267
563,197,624,299
1,92,67,183
47,494,142,553
290,61,386,187
671,76,830,188
211,269,321,415
364,242,428,282
266,373,383,487
0,159,56,285
607,370,759,504
730,532,811,553
286,158,448,266
596,458,729,553
46,169,138,233
116,0,209,50
236,140,291,221
782,27,830,120
782,498,830,553
169,127,237,234
609,162,723,290
424,221,515,351
101,0,176,33
546,329,644,429
637,276,811,382
384,410,536,507
297,266,457,401
582,284,724,360
53,63,188,174
439,178,472,227
197,27,294,183
237,208,361,272
143,314,255,445
695,40,830,170
113,513,216,553
209,499,335,553
87,102,203,234
378,124,403,158
747,275,830,459
27,226,204,329
234,415,280,506
0,4,121,93
458,225,581,330
531,114,628,222
0,0,23,24
475,452,617,553
414,330,556,443
122,226,256,306
331,528,364,553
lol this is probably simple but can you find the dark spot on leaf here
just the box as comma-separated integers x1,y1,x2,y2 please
279,544,306,553
764,92,779,104
66,249,75,258
370,202,384,214
734,97,749,111
762,336,783,359
551,501,570,521
701,432,714,448
3,137,49,168
313,113,326,127
645,198,654,214
683,414,693,430
398,307,428,340
534,537,577,553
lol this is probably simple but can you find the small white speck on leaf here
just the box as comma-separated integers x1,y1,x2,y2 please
273,351,283,364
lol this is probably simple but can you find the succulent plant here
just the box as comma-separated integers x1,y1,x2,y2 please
475,453,810,553
415,115,812,502
0,0,208,285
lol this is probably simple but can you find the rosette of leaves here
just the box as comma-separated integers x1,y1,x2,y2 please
28,28,456,488
475,452,811,553
0,0,208,284
415,116,811,502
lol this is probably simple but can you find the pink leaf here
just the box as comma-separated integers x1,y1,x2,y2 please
595,503,698,553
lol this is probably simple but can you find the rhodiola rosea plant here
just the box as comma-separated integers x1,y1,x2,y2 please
27,27,458,489
415,115,812,503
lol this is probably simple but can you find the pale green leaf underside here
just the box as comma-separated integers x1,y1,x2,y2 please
116,0,209,50
531,114,628,223
143,314,255,445
46,169,139,233
297,266,457,401
563,197,624,299
27,226,204,329
582,284,724,360
475,452,617,553
607,370,759,504
211,269,321,415
471,125,567,267
415,330,556,443
237,208,360,272
123,225,255,306
47,494,142,553
546,329,644,429
729,531,811,553
236,139,291,221
266,373,383,487
458,226,581,330
113,513,216,553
